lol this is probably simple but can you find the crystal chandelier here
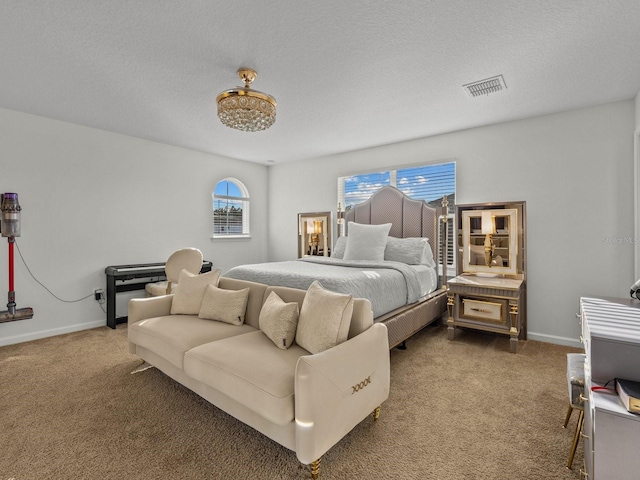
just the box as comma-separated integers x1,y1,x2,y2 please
216,68,276,132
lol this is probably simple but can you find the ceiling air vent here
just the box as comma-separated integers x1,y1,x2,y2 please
463,75,506,97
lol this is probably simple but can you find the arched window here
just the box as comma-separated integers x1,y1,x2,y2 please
212,178,250,237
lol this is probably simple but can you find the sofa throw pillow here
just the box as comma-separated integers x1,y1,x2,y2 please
198,285,250,325
385,237,435,266
259,291,300,349
295,280,354,354
343,222,392,262
170,268,222,315
331,236,347,259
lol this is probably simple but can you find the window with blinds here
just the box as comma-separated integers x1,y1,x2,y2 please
338,161,456,269
213,178,250,237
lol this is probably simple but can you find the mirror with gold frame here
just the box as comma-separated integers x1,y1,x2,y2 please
298,212,332,258
461,208,518,275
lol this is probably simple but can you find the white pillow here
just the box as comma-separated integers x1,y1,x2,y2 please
343,222,392,262
295,280,354,354
420,239,436,268
198,285,250,325
259,291,300,349
331,236,347,259
170,269,221,315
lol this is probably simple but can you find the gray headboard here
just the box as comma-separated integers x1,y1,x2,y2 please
344,185,439,256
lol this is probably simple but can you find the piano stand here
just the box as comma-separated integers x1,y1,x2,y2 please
104,261,213,329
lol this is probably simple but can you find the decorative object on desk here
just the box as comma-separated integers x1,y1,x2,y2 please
216,68,276,132
616,378,640,414
145,248,204,297
0,192,34,323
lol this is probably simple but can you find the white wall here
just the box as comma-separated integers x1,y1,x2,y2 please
635,91,640,279
268,100,636,347
0,108,268,346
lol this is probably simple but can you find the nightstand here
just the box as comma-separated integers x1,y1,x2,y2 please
446,274,526,353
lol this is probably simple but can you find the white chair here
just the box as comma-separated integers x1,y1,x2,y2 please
145,248,203,297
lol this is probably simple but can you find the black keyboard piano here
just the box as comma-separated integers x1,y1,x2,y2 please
104,261,213,329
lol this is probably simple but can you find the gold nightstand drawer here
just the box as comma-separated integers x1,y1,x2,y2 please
462,298,505,324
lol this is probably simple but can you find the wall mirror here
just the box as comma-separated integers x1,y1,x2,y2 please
461,208,518,275
298,212,332,258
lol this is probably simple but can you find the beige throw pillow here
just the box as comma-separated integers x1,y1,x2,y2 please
295,280,354,354
198,285,250,325
170,269,221,315
259,292,300,350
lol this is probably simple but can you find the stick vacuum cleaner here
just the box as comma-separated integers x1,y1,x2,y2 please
0,193,34,323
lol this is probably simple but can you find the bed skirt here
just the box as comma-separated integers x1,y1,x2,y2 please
375,288,448,348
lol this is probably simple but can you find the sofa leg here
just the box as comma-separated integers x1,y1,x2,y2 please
310,457,321,479
373,405,381,421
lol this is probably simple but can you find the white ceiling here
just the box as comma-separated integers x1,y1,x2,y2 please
1,1,640,165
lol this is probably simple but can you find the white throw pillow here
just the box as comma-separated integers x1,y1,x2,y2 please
170,269,221,315
295,280,354,354
343,222,392,262
259,291,300,349
198,285,250,325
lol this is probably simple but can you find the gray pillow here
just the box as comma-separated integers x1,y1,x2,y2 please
385,237,435,267
331,236,347,259
259,291,300,350
343,222,392,262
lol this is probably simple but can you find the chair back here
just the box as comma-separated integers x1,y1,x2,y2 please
165,248,203,283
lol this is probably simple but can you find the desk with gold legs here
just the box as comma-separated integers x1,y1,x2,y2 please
446,274,525,353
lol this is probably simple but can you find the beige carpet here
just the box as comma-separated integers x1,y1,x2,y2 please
0,323,584,479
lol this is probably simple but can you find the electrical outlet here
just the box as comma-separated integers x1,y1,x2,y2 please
94,289,104,302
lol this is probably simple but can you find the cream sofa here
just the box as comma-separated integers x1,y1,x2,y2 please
128,276,390,478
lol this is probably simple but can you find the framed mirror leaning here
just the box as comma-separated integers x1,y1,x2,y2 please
461,209,517,275
298,212,332,258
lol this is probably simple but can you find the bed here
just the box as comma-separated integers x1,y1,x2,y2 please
223,186,448,348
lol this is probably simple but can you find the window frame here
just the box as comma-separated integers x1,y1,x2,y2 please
212,178,250,239
338,161,456,273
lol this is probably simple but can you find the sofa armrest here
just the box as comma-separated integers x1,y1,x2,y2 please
294,322,390,465
128,295,174,325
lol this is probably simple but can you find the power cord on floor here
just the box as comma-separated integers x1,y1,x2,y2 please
13,239,104,310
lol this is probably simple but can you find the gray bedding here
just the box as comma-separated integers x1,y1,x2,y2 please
223,257,422,318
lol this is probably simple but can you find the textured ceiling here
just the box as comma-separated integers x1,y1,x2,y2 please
1,1,639,165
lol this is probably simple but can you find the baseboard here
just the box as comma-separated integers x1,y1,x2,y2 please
0,320,106,347
527,331,582,349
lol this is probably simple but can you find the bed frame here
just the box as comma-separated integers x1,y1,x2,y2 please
345,186,448,348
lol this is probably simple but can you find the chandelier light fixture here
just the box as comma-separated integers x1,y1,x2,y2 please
216,68,277,132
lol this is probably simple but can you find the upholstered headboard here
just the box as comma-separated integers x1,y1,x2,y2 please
344,185,439,256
